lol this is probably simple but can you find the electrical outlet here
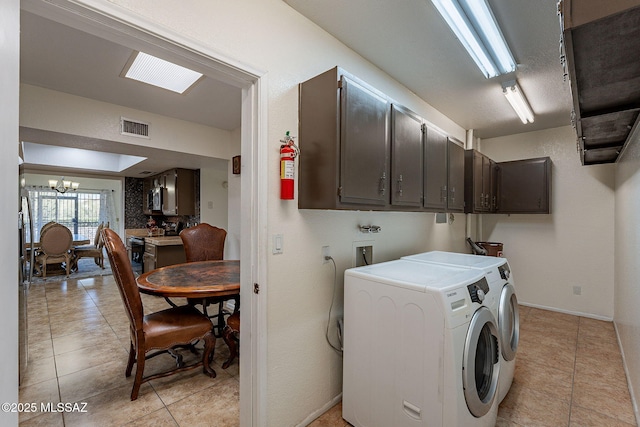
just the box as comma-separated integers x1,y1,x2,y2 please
573,286,581,295
322,246,330,263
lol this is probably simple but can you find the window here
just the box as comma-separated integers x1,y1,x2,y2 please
27,188,115,241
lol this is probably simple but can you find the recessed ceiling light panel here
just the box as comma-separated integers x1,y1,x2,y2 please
122,52,203,94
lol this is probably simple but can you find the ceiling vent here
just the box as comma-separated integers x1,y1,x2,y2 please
120,117,150,138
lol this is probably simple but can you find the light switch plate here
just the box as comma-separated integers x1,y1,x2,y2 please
273,234,284,254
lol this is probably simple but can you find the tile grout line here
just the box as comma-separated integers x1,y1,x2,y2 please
566,316,581,427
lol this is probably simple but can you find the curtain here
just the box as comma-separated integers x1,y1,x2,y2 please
26,186,116,240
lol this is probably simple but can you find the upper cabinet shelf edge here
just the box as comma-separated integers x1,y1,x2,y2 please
561,0,640,165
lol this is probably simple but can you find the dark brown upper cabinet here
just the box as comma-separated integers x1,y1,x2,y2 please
496,157,551,214
560,0,640,164
423,126,448,211
297,67,465,212
298,67,390,210
391,104,423,207
464,149,496,213
447,139,465,213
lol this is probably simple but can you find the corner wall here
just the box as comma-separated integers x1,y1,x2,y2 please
481,126,615,319
614,130,640,422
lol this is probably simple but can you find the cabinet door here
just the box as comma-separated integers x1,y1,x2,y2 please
162,170,177,215
474,151,486,212
339,76,390,206
497,157,551,214
447,140,465,212
423,126,447,211
142,177,153,215
391,105,423,207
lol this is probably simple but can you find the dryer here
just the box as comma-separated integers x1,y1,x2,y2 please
402,251,519,403
343,260,500,427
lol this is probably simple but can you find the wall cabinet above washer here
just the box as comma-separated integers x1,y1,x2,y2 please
297,66,465,213
298,67,390,210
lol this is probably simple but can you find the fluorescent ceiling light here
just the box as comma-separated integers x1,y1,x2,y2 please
502,80,534,124
430,0,516,78
122,52,203,94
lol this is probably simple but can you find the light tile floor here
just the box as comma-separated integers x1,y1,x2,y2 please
310,306,638,427
20,274,239,426
21,275,638,427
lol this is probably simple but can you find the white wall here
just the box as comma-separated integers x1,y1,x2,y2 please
103,1,469,425
199,166,229,228
1,0,20,425
614,130,640,422
20,84,232,159
480,126,616,319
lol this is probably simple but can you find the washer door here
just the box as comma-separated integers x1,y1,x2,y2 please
498,283,519,362
462,307,500,418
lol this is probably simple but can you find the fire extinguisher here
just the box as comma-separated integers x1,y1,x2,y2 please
280,131,299,200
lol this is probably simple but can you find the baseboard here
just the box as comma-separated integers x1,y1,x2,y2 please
614,322,640,427
296,393,342,427
518,302,613,322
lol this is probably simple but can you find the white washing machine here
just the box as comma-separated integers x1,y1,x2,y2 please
402,251,519,403
343,260,500,427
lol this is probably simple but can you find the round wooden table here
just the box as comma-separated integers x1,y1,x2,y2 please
136,260,240,299
137,260,240,337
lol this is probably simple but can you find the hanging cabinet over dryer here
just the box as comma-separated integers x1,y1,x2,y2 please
298,67,390,210
391,104,423,207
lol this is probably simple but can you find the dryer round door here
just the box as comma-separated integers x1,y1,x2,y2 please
498,283,519,362
462,307,500,418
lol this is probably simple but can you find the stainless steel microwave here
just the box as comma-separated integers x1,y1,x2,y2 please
148,187,163,211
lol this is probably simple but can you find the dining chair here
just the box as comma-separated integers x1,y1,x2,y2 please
72,222,106,271
179,223,238,336
221,310,240,369
34,223,73,279
102,228,216,401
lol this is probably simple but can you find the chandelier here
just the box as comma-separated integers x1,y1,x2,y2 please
48,177,79,194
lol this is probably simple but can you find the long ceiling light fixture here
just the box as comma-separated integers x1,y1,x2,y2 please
430,0,516,78
122,52,203,94
502,80,534,124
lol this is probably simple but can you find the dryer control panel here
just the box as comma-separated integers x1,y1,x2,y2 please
498,263,511,280
467,277,490,303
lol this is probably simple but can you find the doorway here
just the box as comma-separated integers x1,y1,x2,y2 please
18,1,266,425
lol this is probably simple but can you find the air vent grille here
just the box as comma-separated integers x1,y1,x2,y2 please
121,117,150,138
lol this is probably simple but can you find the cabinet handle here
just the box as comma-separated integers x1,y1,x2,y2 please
450,186,455,203
441,185,447,203
379,172,386,196
397,174,403,196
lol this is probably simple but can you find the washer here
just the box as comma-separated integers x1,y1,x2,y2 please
402,251,519,403
343,260,500,427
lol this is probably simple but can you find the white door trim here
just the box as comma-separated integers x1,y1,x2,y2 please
20,1,268,425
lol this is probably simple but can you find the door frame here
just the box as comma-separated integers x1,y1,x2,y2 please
19,1,268,425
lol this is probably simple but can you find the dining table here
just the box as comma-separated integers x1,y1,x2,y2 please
136,259,240,337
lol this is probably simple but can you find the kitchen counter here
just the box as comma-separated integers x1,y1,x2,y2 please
145,236,183,246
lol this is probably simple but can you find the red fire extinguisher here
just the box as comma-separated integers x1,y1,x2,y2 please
280,131,299,200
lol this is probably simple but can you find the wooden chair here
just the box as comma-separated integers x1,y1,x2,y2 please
34,223,73,279
221,310,240,369
73,222,107,271
102,228,216,401
179,223,238,336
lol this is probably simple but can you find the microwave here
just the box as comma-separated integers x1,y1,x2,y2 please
148,187,163,211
